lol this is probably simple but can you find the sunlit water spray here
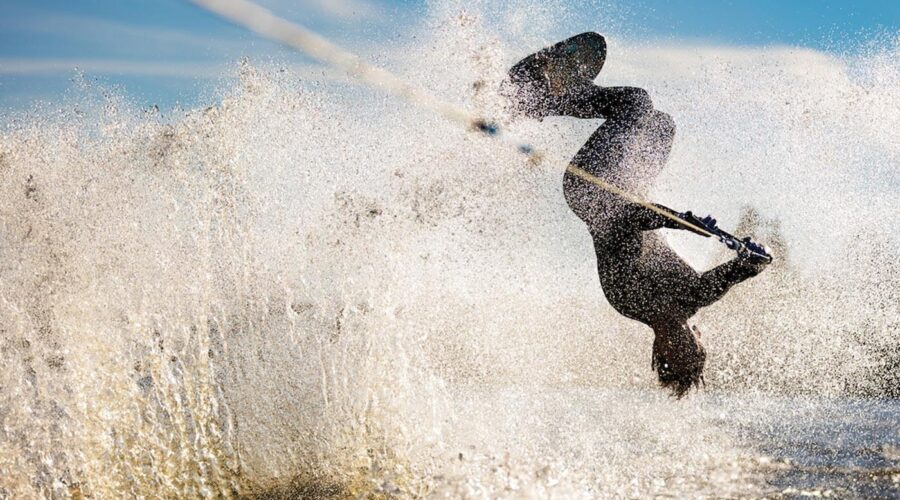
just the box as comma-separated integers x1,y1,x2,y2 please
1,2,898,497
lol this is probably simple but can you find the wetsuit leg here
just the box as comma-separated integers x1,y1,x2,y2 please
549,85,654,120
563,108,640,230
565,107,676,232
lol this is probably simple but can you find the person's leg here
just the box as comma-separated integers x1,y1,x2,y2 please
562,106,636,229
563,107,676,235
550,85,654,120
569,107,674,190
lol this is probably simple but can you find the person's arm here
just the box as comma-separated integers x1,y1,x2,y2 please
624,202,710,236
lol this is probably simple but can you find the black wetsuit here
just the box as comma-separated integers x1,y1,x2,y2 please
506,33,763,332
564,106,762,330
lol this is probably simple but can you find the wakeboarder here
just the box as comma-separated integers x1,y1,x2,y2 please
505,33,772,397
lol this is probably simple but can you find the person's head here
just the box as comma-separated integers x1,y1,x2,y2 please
651,321,706,398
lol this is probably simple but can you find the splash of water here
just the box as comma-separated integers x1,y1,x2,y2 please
1,3,897,497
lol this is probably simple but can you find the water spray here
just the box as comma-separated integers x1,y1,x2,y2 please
189,0,717,239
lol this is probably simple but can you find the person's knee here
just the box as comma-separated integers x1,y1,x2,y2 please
603,87,653,121
621,87,653,117
644,110,676,140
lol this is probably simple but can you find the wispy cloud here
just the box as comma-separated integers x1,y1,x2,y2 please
0,58,225,78
0,10,249,59
259,0,383,22
304,0,381,20
0,57,357,85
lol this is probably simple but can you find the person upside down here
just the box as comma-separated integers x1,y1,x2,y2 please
504,33,771,397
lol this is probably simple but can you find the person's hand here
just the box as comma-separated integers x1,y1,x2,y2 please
738,237,773,264
682,211,719,235
698,215,718,232
744,238,771,258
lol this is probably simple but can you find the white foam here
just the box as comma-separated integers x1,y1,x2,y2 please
0,4,896,497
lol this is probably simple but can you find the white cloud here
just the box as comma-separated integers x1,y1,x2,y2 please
0,57,354,83
259,0,383,21
0,59,225,78
0,10,249,57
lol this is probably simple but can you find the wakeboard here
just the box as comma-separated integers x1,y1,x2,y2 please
505,32,608,118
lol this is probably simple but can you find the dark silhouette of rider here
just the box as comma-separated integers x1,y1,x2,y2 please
505,33,769,397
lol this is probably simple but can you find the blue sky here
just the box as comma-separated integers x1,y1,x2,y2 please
0,0,897,111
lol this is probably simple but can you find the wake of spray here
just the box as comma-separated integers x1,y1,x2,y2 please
0,3,898,497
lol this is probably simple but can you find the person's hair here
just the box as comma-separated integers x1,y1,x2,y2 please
651,322,706,398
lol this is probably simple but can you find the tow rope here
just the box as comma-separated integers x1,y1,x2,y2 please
190,0,714,237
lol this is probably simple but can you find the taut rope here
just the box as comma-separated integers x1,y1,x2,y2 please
190,0,713,237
